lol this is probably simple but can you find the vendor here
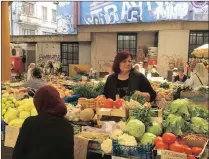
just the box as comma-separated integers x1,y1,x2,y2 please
21,67,47,90
173,67,187,83
185,63,208,89
103,51,156,102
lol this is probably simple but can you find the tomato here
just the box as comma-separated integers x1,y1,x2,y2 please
154,137,163,145
156,142,168,150
169,143,185,153
103,98,114,108
184,146,192,155
192,147,202,156
187,156,196,159
176,138,185,145
162,133,176,144
114,99,124,109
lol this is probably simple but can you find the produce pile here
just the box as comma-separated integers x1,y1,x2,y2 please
2,96,37,127
151,81,181,101
100,115,162,154
48,82,73,98
154,132,207,158
72,82,105,99
162,98,209,136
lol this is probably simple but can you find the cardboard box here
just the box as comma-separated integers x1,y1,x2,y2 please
4,126,20,148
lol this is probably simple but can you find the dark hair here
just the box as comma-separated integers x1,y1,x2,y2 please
32,67,42,79
112,50,133,73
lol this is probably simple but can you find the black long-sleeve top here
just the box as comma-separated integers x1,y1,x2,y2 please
104,70,157,102
13,113,74,159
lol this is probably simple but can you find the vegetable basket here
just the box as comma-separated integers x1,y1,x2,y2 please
78,98,97,109
112,140,154,159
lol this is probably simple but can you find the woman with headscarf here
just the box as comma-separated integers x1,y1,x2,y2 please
184,63,208,90
13,85,74,159
27,63,36,81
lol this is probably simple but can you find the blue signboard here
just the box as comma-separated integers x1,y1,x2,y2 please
56,2,77,34
80,1,209,25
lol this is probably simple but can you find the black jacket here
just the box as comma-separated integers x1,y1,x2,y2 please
104,70,157,102
13,114,74,159
174,75,187,82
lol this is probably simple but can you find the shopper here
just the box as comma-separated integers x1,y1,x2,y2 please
27,63,36,81
173,67,187,83
21,67,47,90
185,63,208,89
133,63,145,75
172,68,178,82
13,85,74,159
104,50,156,102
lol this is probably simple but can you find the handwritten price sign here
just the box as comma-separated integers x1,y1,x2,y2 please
161,150,187,159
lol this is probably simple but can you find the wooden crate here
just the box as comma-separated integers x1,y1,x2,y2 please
78,99,105,110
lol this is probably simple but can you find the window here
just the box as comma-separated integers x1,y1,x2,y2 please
52,9,56,22
42,6,47,20
42,31,56,35
61,43,79,75
154,32,159,47
188,31,208,58
22,28,35,35
22,2,34,16
117,33,137,59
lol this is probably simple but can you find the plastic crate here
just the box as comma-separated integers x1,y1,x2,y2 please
112,140,154,159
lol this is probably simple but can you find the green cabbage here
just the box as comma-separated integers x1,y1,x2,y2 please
125,119,145,138
191,117,208,135
147,121,162,136
140,133,156,145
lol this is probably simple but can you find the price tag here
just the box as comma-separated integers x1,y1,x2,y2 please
4,126,20,148
99,108,112,112
161,150,187,159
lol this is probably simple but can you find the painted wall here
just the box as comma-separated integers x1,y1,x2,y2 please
80,1,208,25
36,43,60,64
56,2,77,34
79,42,91,65
157,30,189,78
91,33,117,72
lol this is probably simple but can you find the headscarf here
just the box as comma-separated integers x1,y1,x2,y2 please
27,63,36,80
33,85,67,117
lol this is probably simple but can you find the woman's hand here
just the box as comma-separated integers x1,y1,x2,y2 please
135,91,151,102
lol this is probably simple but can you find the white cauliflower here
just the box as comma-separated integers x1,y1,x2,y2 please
118,133,137,146
117,121,126,131
110,129,123,140
101,139,112,154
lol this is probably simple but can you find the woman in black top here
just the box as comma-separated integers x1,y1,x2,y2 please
104,51,156,102
13,85,74,159
173,67,187,83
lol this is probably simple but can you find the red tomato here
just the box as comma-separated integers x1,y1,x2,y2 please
187,156,196,159
154,137,163,145
114,99,124,109
184,146,192,155
162,133,176,144
192,147,202,156
156,142,168,150
169,143,185,153
176,138,185,145
103,98,114,108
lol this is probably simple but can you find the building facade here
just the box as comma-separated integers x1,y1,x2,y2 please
10,2,58,35
10,1,209,77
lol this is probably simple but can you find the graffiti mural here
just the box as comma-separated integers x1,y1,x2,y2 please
38,54,61,63
56,2,77,34
80,1,209,25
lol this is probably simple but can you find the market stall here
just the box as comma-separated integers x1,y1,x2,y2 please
1,73,209,159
